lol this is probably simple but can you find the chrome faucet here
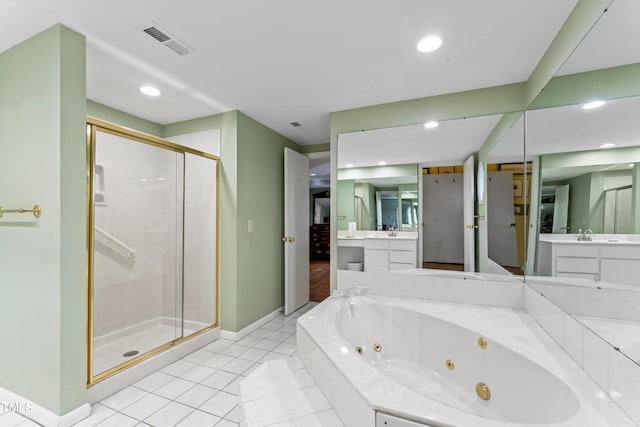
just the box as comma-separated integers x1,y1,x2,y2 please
388,224,397,237
577,228,593,241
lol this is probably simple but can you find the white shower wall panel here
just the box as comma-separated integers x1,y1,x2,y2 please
93,131,181,338
182,154,217,327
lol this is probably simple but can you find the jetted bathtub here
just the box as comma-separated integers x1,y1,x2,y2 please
296,293,634,427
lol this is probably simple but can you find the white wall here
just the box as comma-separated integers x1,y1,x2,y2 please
93,131,181,337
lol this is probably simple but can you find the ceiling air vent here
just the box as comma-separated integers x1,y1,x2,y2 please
141,22,195,56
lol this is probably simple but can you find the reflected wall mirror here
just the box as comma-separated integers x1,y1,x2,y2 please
336,114,504,273
521,0,640,367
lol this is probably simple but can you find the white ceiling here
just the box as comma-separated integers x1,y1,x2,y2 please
334,0,640,173
1,0,578,146
526,96,640,157
338,114,503,168
557,0,640,75
489,95,640,163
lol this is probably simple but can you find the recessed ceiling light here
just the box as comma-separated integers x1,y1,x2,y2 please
157,177,166,181
417,36,442,53
582,100,605,110
345,163,353,168
424,121,439,129
310,173,317,176
378,161,387,166
629,164,635,168
140,178,148,182
140,85,161,96
599,143,616,149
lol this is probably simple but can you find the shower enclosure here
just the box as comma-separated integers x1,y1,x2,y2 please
86,119,219,385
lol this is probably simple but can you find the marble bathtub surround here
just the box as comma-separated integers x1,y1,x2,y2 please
298,290,635,426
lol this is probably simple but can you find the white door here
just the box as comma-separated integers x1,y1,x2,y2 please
284,148,310,315
463,155,475,272
423,173,464,264
487,171,519,267
552,185,570,233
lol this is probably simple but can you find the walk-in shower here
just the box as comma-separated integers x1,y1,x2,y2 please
86,119,219,385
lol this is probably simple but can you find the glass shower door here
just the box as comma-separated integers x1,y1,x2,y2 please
90,128,184,378
182,153,218,335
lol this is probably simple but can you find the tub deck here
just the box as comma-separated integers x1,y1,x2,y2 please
297,295,635,427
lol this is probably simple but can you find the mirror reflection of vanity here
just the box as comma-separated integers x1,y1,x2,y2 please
335,163,420,272
337,115,503,273
517,0,640,370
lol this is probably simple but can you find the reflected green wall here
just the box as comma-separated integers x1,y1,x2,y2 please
337,180,355,230
0,24,86,415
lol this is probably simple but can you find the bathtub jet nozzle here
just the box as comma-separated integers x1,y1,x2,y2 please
476,382,491,401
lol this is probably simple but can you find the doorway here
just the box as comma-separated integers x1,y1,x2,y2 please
309,155,331,302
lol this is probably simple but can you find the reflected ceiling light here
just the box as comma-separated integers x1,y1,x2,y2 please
140,85,161,96
157,177,166,181
629,164,635,168
599,143,616,149
424,121,439,129
140,178,148,182
582,100,605,110
378,161,387,166
310,173,317,176
345,163,353,168
417,36,442,53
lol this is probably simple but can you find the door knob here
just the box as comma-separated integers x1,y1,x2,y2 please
282,236,296,243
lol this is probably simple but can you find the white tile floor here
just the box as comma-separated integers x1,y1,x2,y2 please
239,357,343,427
0,303,322,427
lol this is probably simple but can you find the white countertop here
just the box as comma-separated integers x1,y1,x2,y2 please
539,233,640,246
337,231,418,240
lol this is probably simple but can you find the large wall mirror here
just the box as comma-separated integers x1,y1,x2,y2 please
336,114,504,273
523,0,640,366
482,115,527,275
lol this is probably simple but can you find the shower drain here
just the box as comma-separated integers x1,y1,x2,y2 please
123,350,139,358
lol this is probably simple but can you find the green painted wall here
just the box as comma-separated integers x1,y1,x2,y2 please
336,180,355,230
235,112,299,330
87,100,163,136
567,173,592,233
165,111,299,332
354,182,376,230
299,143,329,154
0,24,86,415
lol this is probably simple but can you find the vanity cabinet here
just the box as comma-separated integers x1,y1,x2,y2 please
364,238,418,272
538,240,640,286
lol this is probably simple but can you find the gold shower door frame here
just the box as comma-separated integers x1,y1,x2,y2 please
86,117,220,386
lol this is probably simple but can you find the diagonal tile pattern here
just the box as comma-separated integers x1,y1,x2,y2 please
55,302,329,427
1,303,334,427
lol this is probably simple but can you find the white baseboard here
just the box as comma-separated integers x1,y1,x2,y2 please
87,327,220,404
0,386,90,427
221,306,283,341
